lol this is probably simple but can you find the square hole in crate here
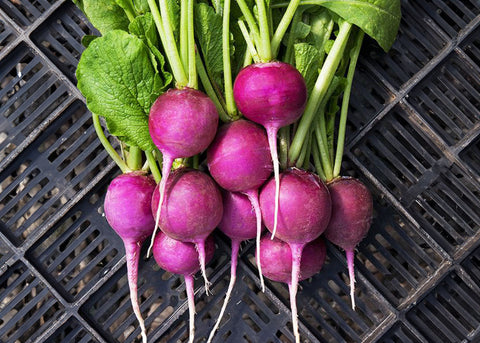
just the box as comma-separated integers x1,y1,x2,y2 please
361,1,448,89
44,316,100,343
378,322,426,343
351,104,444,200
346,59,396,135
0,18,16,52
27,182,122,302
31,2,97,82
406,270,480,342
408,51,480,146
0,43,70,164
354,191,444,309
0,101,110,245
405,0,480,39
0,260,64,343
408,163,480,256
0,0,59,27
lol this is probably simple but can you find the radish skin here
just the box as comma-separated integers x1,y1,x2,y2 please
147,88,219,258
104,172,156,343
151,168,223,293
259,169,331,342
152,233,215,343
324,177,373,310
233,63,307,239
207,120,273,291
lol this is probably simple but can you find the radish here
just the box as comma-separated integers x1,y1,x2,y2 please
147,87,219,257
207,119,272,290
152,232,215,343
259,168,331,342
233,62,307,240
258,235,326,342
207,190,261,342
103,171,156,343
323,177,373,310
151,167,223,292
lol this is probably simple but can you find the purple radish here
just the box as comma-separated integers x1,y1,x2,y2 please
207,119,273,291
259,168,331,343
207,191,261,343
323,177,373,310
258,235,326,343
153,232,215,343
151,168,223,293
104,171,156,343
233,62,307,240
147,87,219,257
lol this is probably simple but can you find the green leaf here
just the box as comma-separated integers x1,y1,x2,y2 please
195,3,224,84
115,0,136,20
129,13,173,91
81,35,98,48
306,8,333,64
312,0,401,51
294,43,321,95
76,30,165,150
83,0,130,34
133,0,151,14
72,0,85,13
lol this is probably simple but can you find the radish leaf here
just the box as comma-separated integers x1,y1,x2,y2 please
82,0,130,34
77,30,166,150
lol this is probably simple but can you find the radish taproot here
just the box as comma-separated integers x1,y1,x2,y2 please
233,62,307,240
207,191,262,342
147,88,219,257
152,232,215,343
104,171,156,343
258,235,326,342
207,119,272,290
259,168,331,342
151,168,223,292
324,177,373,310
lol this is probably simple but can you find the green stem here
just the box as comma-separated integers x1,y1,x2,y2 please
255,0,272,61
296,128,310,169
196,53,230,121
223,0,236,116
122,1,137,21
333,30,364,178
311,137,326,181
187,0,197,88
180,0,189,71
92,113,129,173
147,0,167,44
303,130,313,170
127,146,142,171
145,150,162,183
271,0,301,58
238,20,261,63
278,126,290,169
289,21,352,163
243,49,253,67
159,0,189,87
283,8,304,64
236,0,261,47
314,115,333,180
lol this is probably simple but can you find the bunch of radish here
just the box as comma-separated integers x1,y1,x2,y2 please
74,0,401,341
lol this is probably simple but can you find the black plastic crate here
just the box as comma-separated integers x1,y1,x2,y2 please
1,0,480,342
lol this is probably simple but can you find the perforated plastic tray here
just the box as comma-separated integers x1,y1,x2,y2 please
1,1,480,342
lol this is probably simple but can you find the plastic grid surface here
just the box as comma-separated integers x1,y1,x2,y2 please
0,0,480,342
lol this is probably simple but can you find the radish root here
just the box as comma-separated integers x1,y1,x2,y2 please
184,275,196,343
346,249,356,310
246,190,265,292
